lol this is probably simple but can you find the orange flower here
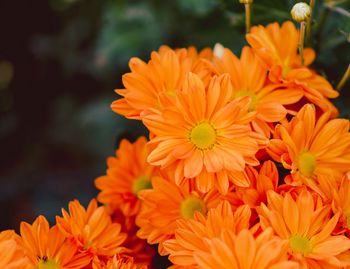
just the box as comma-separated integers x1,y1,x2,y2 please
143,73,266,193
194,228,298,269
268,104,350,192
163,200,251,267
246,21,339,116
56,199,127,260
20,215,90,269
259,190,350,268
210,46,303,137
95,137,155,216
112,46,213,119
0,230,29,269
233,161,279,208
93,255,147,269
136,175,223,255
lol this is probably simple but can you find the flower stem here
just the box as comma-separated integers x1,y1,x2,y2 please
337,64,350,91
299,21,306,65
245,3,251,33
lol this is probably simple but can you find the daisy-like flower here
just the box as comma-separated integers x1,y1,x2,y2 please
163,200,251,267
143,72,266,193
210,46,304,137
259,190,350,268
234,160,279,208
95,136,155,216
92,255,147,269
112,46,213,119
0,230,29,269
20,215,91,269
246,21,339,116
268,104,350,192
136,174,223,255
56,199,127,260
194,228,298,269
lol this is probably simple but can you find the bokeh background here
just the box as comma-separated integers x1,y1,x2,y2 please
0,0,349,231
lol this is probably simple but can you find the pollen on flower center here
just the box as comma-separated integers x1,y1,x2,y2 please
189,122,216,150
298,152,316,177
38,259,61,269
132,176,152,195
289,235,312,255
235,90,258,111
180,196,207,219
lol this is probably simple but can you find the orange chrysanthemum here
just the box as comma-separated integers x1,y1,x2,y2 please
0,230,29,269
194,228,298,269
136,175,223,255
56,199,127,261
233,160,279,208
95,137,155,216
210,46,303,137
246,21,339,116
259,190,350,268
20,215,90,269
112,46,213,119
163,200,251,267
93,255,147,269
268,104,350,192
143,73,266,193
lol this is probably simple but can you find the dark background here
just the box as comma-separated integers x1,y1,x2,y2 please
0,0,349,231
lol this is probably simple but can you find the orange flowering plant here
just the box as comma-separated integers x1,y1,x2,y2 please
2,2,350,269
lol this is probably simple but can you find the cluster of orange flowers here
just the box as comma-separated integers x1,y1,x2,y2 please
2,21,350,269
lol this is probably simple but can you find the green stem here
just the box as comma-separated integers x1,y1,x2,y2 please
337,64,350,91
299,22,306,65
245,3,251,33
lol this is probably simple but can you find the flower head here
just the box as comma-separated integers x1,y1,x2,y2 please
246,21,339,116
194,228,298,269
56,199,127,260
112,46,213,119
259,190,350,268
143,73,266,193
291,3,311,22
268,104,350,192
136,175,223,255
95,137,155,216
164,200,251,267
20,215,90,269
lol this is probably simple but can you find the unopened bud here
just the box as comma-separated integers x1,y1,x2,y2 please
239,0,253,3
291,2,311,22
213,43,225,59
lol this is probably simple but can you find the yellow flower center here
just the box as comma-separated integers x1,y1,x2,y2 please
166,90,176,97
180,196,207,219
38,259,61,269
189,122,216,150
235,90,258,111
298,152,316,177
289,235,312,255
132,176,152,195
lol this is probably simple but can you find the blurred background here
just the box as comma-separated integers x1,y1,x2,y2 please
0,0,349,231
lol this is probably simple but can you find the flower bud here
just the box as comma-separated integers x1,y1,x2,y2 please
213,43,225,59
239,0,253,3
291,2,311,22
